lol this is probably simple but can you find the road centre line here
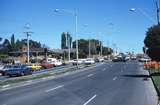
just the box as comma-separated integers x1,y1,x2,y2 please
87,74,94,77
83,94,97,105
102,68,106,71
113,76,117,80
45,85,64,92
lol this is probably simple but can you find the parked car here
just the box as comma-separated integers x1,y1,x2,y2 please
27,64,42,71
0,65,11,76
53,60,62,66
47,58,62,66
138,57,151,62
5,65,32,77
40,62,54,69
72,59,84,65
98,58,104,62
84,58,95,65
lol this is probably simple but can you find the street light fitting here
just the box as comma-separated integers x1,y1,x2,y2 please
54,9,60,12
129,8,136,12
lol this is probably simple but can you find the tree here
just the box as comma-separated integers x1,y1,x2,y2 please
1,39,11,54
0,37,2,42
66,32,72,49
72,39,113,58
61,32,66,49
144,25,160,61
11,34,15,51
61,32,72,49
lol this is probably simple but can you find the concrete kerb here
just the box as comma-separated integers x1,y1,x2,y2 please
149,71,160,105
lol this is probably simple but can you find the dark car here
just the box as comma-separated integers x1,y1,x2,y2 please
112,56,126,62
5,65,32,77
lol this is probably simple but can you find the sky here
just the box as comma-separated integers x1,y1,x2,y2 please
0,0,158,53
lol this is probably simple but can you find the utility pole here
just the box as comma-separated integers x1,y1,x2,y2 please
24,23,33,64
89,39,91,58
100,41,103,57
68,37,71,61
155,0,160,25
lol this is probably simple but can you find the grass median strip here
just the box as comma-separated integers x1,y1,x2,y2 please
0,67,77,88
0,64,97,89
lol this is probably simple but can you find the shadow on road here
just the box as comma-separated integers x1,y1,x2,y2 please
122,74,151,81
122,74,150,78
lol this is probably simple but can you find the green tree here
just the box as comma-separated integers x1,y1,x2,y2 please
66,32,72,49
61,32,66,49
15,39,22,50
72,39,112,58
61,32,72,49
1,39,11,54
144,25,160,61
0,37,2,42
11,34,15,51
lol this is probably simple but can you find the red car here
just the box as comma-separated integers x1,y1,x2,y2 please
40,62,54,69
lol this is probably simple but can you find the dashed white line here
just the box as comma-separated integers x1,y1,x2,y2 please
2,84,10,88
83,95,97,105
42,77,47,80
45,85,64,92
102,68,106,71
113,76,117,80
26,80,32,83
87,74,94,77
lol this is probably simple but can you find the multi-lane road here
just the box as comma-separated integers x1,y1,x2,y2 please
0,61,158,105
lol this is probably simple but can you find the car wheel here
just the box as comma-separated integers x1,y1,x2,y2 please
20,72,25,76
9,74,12,77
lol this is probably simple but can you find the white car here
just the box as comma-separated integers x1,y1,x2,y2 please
138,57,151,62
84,58,95,65
47,58,62,66
72,59,83,65
52,60,62,66
98,58,104,62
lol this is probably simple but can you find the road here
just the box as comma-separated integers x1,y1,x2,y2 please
0,61,158,105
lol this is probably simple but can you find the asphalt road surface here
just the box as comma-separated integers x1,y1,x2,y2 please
0,61,158,105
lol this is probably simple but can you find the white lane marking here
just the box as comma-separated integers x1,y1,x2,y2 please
83,95,97,105
87,74,94,77
2,84,10,88
26,80,32,83
45,85,64,92
102,68,106,71
42,77,47,80
113,76,117,80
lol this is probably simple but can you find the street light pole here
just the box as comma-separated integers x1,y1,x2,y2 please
27,33,30,64
89,38,91,58
75,11,79,66
101,41,103,56
129,0,160,25
155,0,160,25
54,9,78,63
68,37,71,61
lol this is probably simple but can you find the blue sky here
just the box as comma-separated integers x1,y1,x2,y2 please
0,0,157,53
